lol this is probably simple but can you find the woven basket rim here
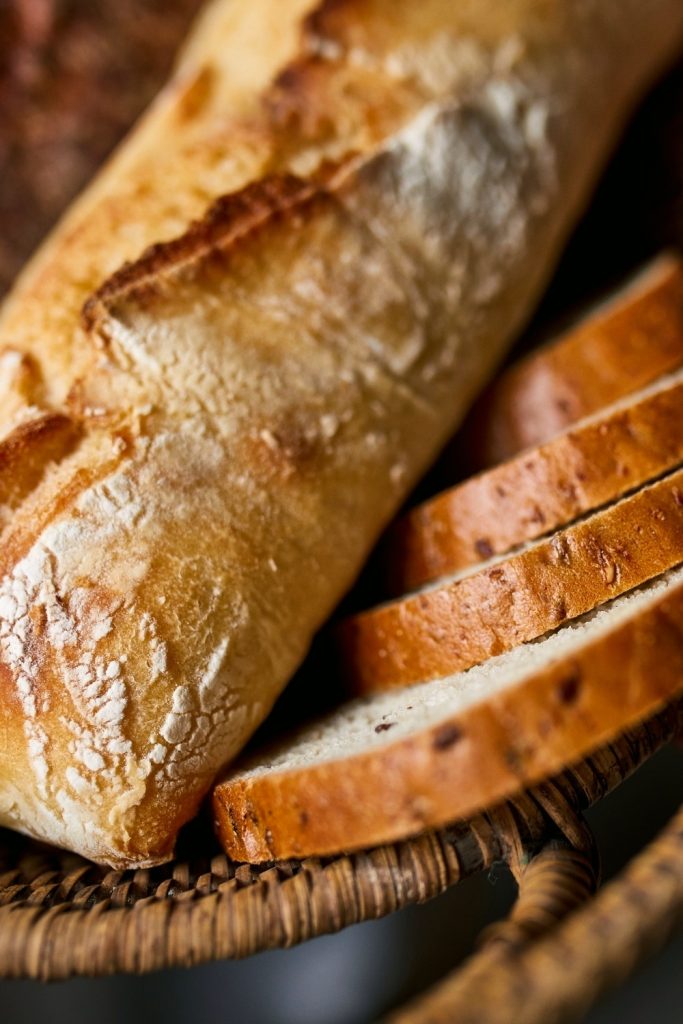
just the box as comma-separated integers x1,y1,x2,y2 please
0,701,679,981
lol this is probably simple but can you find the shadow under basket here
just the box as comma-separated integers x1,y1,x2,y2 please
0,699,681,1024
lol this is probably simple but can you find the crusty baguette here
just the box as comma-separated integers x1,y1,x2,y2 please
214,565,683,862
2,0,682,867
340,469,683,694
458,252,683,470
387,362,683,592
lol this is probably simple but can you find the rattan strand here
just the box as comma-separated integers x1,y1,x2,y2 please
391,801,683,1024
0,701,679,981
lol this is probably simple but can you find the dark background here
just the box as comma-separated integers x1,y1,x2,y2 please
1,4,682,1021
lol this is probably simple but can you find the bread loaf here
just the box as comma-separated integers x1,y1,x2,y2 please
388,360,683,592
214,564,683,862
2,0,682,867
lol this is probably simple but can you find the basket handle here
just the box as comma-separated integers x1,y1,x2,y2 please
389,802,683,1024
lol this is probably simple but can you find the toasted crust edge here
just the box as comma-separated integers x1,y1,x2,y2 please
388,369,683,591
458,252,683,470
213,575,683,863
340,469,683,693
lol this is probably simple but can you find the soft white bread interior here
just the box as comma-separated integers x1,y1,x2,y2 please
214,564,683,862
2,0,683,867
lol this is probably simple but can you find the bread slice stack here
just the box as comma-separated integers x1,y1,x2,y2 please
213,253,683,862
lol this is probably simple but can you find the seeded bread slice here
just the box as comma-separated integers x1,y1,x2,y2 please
388,366,683,592
458,252,683,470
213,564,683,862
340,468,683,694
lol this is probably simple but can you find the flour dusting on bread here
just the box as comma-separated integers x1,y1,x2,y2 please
1,0,682,865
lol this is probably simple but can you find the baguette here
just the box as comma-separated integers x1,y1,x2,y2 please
340,469,683,694
2,0,682,867
458,252,683,469
388,362,683,592
214,564,683,862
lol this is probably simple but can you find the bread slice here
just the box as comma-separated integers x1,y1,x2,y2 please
213,564,683,862
458,252,683,470
388,364,683,591
340,468,683,694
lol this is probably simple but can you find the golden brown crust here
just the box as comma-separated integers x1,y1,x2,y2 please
0,349,44,422
82,174,327,330
387,368,683,591
458,253,683,470
0,414,81,524
340,470,683,693
2,0,683,866
213,578,683,862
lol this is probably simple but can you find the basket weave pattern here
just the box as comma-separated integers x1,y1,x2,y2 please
0,701,679,993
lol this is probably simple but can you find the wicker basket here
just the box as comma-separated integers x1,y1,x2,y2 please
1,700,681,1024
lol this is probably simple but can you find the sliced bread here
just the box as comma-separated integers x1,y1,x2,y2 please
458,252,683,469
388,366,683,591
213,564,683,862
340,468,683,694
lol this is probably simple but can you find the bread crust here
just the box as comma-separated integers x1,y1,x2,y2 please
341,470,683,693
1,0,682,866
459,253,683,469
213,577,683,862
0,413,81,525
388,366,683,591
